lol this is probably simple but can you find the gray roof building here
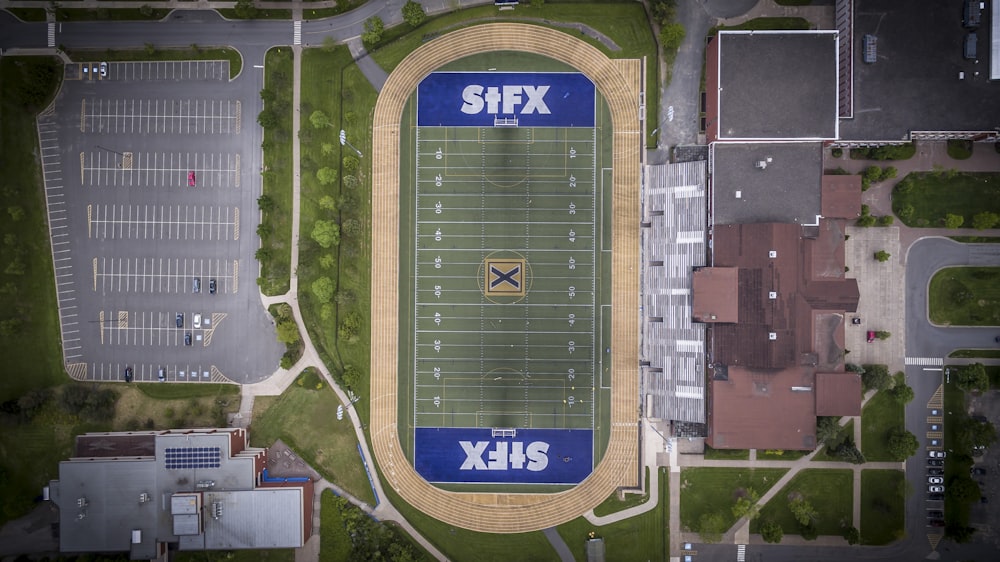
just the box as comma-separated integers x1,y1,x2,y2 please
48,428,312,560
710,31,839,141
711,143,823,226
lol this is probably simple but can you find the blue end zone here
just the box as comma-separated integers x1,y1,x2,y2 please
417,72,595,128
414,427,594,484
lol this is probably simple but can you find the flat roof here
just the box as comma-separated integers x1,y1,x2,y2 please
717,31,839,140
712,143,823,225
709,366,818,450
842,0,1000,140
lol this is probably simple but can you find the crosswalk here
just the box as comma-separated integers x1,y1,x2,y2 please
47,22,55,47
293,21,302,46
737,544,746,562
905,356,943,366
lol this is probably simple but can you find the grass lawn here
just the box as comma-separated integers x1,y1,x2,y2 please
949,349,1000,359
943,377,976,534
928,266,1000,326
812,420,854,462
296,47,376,428
55,8,170,21
379,472,556,562
860,390,904,462
950,236,1000,243
752,469,853,536
319,490,354,562
7,8,47,21
369,2,660,146
559,467,669,561
758,449,809,461
704,445,750,460
258,47,294,296
892,172,1000,227
0,56,66,404
592,466,649,517
680,467,788,532
65,47,243,79
859,469,905,545
249,373,375,504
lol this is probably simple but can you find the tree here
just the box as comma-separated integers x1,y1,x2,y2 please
318,195,338,212
316,167,338,186
698,512,726,543
7,206,24,222
958,419,997,450
310,220,340,249
759,519,783,543
861,364,892,391
309,110,332,129
875,330,891,340
816,416,842,447
886,427,919,461
275,319,300,345
843,526,860,545
944,213,965,229
863,165,882,183
888,382,914,404
972,211,1000,230
856,214,877,227
342,218,362,237
342,175,359,190
139,4,153,16
319,254,335,269
956,363,989,392
873,250,891,262
257,110,278,129
945,523,975,543
898,203,915,221
731,488,761,521
361,16,384,47
402,0,426,27
257,194,274,211
788,498,818,526
342,364,362,389
311,276,335,303
234,0,258,19
321,142,336,156
877,215,894,226
880,166,898,181
660,23,685,56
799,522,818,541
947,476,980,502
343,155,360,174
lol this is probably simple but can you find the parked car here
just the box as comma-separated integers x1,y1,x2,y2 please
928,485,945,493
176,312,184,328
928,424,941,431
929,439,942,447
928,493,944,501
928,477,944,484
928,451,946,459
194,313,202,329
184,332,192,346
928,519,945,528
928,468,944,476
972,467,987,476
193,277,201,293
158,367,166,382
99,62,108,77
930,409,941,416
867,330,876,343
188,171,196,187
928,459,944,467
209,278,217,294
927,510,944,518
982,495,989,504
123,366,133,383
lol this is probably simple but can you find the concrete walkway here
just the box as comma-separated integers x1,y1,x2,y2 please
542,527,574,562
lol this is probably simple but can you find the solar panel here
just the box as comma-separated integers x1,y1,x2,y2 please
164,446,221,469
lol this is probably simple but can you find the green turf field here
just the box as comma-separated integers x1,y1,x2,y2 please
396,65,614,479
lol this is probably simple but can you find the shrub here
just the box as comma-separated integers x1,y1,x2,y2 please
944,213,965,229
361,16,384,47
856,215,876,227
972,211,999,230
401,0,426,27
861,363,891,391
874,250,891,262
831,147,843,158
877,215,894,226
947,139,973,160
760,519,783,543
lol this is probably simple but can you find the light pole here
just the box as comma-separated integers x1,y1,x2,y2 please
339,129,363,158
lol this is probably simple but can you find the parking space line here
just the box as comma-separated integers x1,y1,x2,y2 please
90,204,236,240
84,97,240,135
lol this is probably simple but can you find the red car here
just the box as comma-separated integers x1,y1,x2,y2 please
188,171,196,187
867,330,876,343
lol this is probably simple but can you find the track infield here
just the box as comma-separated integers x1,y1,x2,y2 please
370,23,640,533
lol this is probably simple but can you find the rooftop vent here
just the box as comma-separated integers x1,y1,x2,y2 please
735,190,742,199
768,332,777,341
768,250,777,259
769,291,777,299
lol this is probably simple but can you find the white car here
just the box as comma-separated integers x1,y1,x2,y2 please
99,61,107,77
929,451,947,459
928,476,944,485
928,485,945,493
193,313,202,329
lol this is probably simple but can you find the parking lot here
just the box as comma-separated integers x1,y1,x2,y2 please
39,59,281,384
968,388,999,545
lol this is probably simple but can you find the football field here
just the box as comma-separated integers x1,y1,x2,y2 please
396,71,613,486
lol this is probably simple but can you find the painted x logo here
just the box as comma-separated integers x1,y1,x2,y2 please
490,265,521,290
